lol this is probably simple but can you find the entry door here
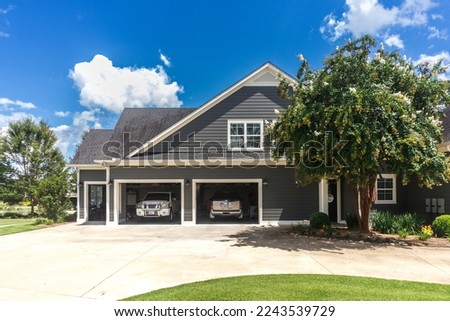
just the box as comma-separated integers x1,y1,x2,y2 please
88,185,106,221
327,180,338,222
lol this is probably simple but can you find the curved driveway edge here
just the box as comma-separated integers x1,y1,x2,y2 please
0,223,449,300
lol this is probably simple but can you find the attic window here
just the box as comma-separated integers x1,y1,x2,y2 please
228,120,263,150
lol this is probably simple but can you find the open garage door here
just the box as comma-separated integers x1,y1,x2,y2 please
194,180,261,224
116,181,182,225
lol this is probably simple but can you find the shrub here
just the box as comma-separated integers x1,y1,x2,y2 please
397,229,409,238
345,213,359,230
34,217,54,225
392,213,423,235
371,211,396,234
432,214,450,237
309,212,331,229
418,225,433,241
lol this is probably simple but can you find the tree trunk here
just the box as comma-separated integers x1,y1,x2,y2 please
355,177,376,233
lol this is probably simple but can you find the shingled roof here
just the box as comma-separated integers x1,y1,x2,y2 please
70,129,113,164
70,108,196,165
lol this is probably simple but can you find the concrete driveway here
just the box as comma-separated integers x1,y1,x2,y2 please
0,223,449,300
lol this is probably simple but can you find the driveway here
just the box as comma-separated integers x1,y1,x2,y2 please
0,223,449,300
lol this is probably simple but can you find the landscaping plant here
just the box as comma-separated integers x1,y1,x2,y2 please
309,212,331,229
431,214,450,237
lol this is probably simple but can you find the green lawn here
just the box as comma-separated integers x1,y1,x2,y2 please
0,218,48,236
124,274,450,301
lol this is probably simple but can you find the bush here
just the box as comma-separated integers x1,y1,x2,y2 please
345,213,359,230
392,213,423,235
432,214,450,237
309,212,331,229
371,211,396,234
34,217,54,225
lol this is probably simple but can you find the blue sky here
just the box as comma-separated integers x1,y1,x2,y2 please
0,0,449,158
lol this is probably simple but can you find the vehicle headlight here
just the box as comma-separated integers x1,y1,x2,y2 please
160,202,169,209
136,203,143,209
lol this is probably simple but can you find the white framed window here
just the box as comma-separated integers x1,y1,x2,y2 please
375,174,397,204
227,120,263,150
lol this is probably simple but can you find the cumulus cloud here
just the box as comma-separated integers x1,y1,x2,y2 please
52,109,102,157
69,54,183,113
0,97,36,110
159,51,171,67
321,0,437,42
384,34,404,49
414,51,450,79
0,4,14,38
54,111,71,117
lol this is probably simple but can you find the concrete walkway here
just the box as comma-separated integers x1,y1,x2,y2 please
0,223,449,300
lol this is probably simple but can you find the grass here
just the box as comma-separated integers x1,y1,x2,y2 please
124,274,450,301
0,218,49,236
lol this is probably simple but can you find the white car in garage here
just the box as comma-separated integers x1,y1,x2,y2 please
209,191,243,219
136,192,179,221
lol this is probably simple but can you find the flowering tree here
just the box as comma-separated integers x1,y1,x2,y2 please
270,35,450,232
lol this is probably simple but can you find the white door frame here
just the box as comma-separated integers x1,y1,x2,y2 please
83,181,107,224
192,179,263,225
319,179,342,223
113,179,184,225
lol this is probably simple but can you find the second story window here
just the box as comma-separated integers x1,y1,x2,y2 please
228,120,263,150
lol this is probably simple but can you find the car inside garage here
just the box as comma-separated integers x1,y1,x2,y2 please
119,182,182,224
195,182,259,224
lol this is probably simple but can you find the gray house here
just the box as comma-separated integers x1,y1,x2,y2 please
70,62,450,225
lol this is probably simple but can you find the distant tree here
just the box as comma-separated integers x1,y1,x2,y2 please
36,174,72,221
2,118,68,217
270,35,450,232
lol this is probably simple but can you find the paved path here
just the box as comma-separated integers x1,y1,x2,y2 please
0,223,449,300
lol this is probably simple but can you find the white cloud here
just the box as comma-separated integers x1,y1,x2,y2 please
0,31,9,38
428,26,448,39
431,13,443,20
321,0,437,41
69,54,183,113
52,109,102,157
55,111,71,117
159,51,171,67
414,51,450,79
384,34,404,49
0,97,36,110
0,5,14,14
0,112,39,135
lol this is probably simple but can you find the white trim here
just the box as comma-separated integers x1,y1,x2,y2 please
127,63,296,158
227,119,264,151
83,181,107,224
375,174,397,205
94,159,287,167
192,178,263,225
68,164,105,170
319,179,343,223
76,168,82,223
106,167,111,225
113,179,184,226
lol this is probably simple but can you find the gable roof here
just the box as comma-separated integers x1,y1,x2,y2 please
127,62,297,158
70,129,113,165
70,108,195,165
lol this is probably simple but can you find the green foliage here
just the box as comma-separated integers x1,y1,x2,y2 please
345,213,359,230
371,211,396,234
397,229,409,238
309,211,331,229
34,217,54,225
2,118,68,217
371,211,422,234
36,174,71,222
270,35,450,232
432,214,450,237
392,213,423,234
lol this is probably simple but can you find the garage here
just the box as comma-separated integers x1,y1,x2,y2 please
114,179,183,224
193,179,262,224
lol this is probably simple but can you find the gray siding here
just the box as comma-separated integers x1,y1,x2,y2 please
149,86,289,154
79,170,106,220
110,166,318,221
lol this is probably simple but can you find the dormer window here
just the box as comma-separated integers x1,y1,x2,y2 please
228,120,263,150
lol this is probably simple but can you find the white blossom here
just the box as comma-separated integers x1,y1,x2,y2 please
314,131,321,136
349,87,356,93
381,136,386,142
